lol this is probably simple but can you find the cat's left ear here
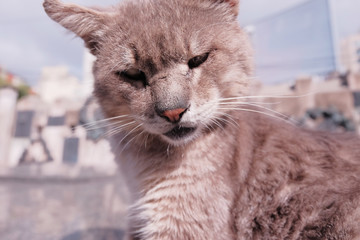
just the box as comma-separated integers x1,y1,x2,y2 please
43,0,112,55
216,0,240,16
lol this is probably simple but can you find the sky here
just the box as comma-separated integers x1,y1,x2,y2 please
0,0,359,86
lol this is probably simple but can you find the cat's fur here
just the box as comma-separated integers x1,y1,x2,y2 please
43,0,360,239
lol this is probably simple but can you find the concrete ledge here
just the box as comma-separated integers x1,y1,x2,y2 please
0,164,119,182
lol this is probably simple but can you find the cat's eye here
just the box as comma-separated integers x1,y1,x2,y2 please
117,68,148,87
188,52,210,69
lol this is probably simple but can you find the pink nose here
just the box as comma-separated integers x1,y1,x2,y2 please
160,108,187,123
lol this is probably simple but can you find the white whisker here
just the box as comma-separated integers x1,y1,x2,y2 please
84,119,129,131
216,91,318,102
122,126,145,151
212,115,238,128
118,124,143,147
220,102,291,122
82,114,130,127
209,118,224,130
217,101,281,106
136,130,148,157
216,111,240,127
200,119,215,132
218,107,296,126
103,121,137,138
144,133,149,149
166,144,170,157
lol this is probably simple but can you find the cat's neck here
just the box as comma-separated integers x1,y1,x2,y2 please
111,114,245,197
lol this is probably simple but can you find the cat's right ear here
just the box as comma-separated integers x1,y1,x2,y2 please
43,0,111,55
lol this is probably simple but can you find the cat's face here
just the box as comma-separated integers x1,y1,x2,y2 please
44,0,252,145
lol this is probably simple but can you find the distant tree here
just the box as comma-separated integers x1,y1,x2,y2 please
0,77,31,100
17,84,31,99
0,76,9,88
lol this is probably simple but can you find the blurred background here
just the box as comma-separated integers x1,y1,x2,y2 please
0,0,360,239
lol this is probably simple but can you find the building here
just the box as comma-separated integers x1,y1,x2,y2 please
0,63,117,175
37,66,82,105
340,33,360,72
0,88,18,168
256,72,360,133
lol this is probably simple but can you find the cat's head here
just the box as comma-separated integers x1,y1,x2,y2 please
44,0,252,146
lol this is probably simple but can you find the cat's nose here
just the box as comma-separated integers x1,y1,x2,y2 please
157,108,188,123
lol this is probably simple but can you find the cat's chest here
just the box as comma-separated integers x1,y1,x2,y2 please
127,161,235,239
117,138,237,239
117,142,230,196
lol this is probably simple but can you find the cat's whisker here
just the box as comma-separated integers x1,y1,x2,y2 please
121,126,145,152
219,102,291,122
84,119,130,131
82,114,130,128
144,132,150,149
118,126,145,158
104,127,126,139
217,100,281,106
212,114,239,128
103,121,138,138
200,119,215,132
202,124,211,132
216,117,237,128
82,116,129,128
215,111,240,127
209,118,224,130
218,107,296,126
117,124,144,150
216,91,318,102
84,122,130,141
204,96,279,106
207,122,216,131
106,123,140,139
166,144,170,157
136,130,149,157
242,103,293,122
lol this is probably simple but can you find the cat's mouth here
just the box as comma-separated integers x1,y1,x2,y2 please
164,126,197,140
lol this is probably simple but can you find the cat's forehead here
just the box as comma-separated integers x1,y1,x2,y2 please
119,0,224,28
118,1,217,42
105,0,234,71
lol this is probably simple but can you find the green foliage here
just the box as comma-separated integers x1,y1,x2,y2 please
0,76,9,88
17,84,31,99
0,76,31,100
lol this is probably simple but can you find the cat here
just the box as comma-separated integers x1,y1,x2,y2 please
43,0,360,239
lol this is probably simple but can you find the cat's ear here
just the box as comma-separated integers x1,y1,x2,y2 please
215,0,240,16
43,0,111,55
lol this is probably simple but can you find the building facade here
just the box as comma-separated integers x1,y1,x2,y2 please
341,33,360,72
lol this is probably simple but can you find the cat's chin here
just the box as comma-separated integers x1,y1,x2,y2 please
161,126,199,146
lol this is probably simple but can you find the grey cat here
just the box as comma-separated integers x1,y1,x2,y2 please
43,0,360,239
